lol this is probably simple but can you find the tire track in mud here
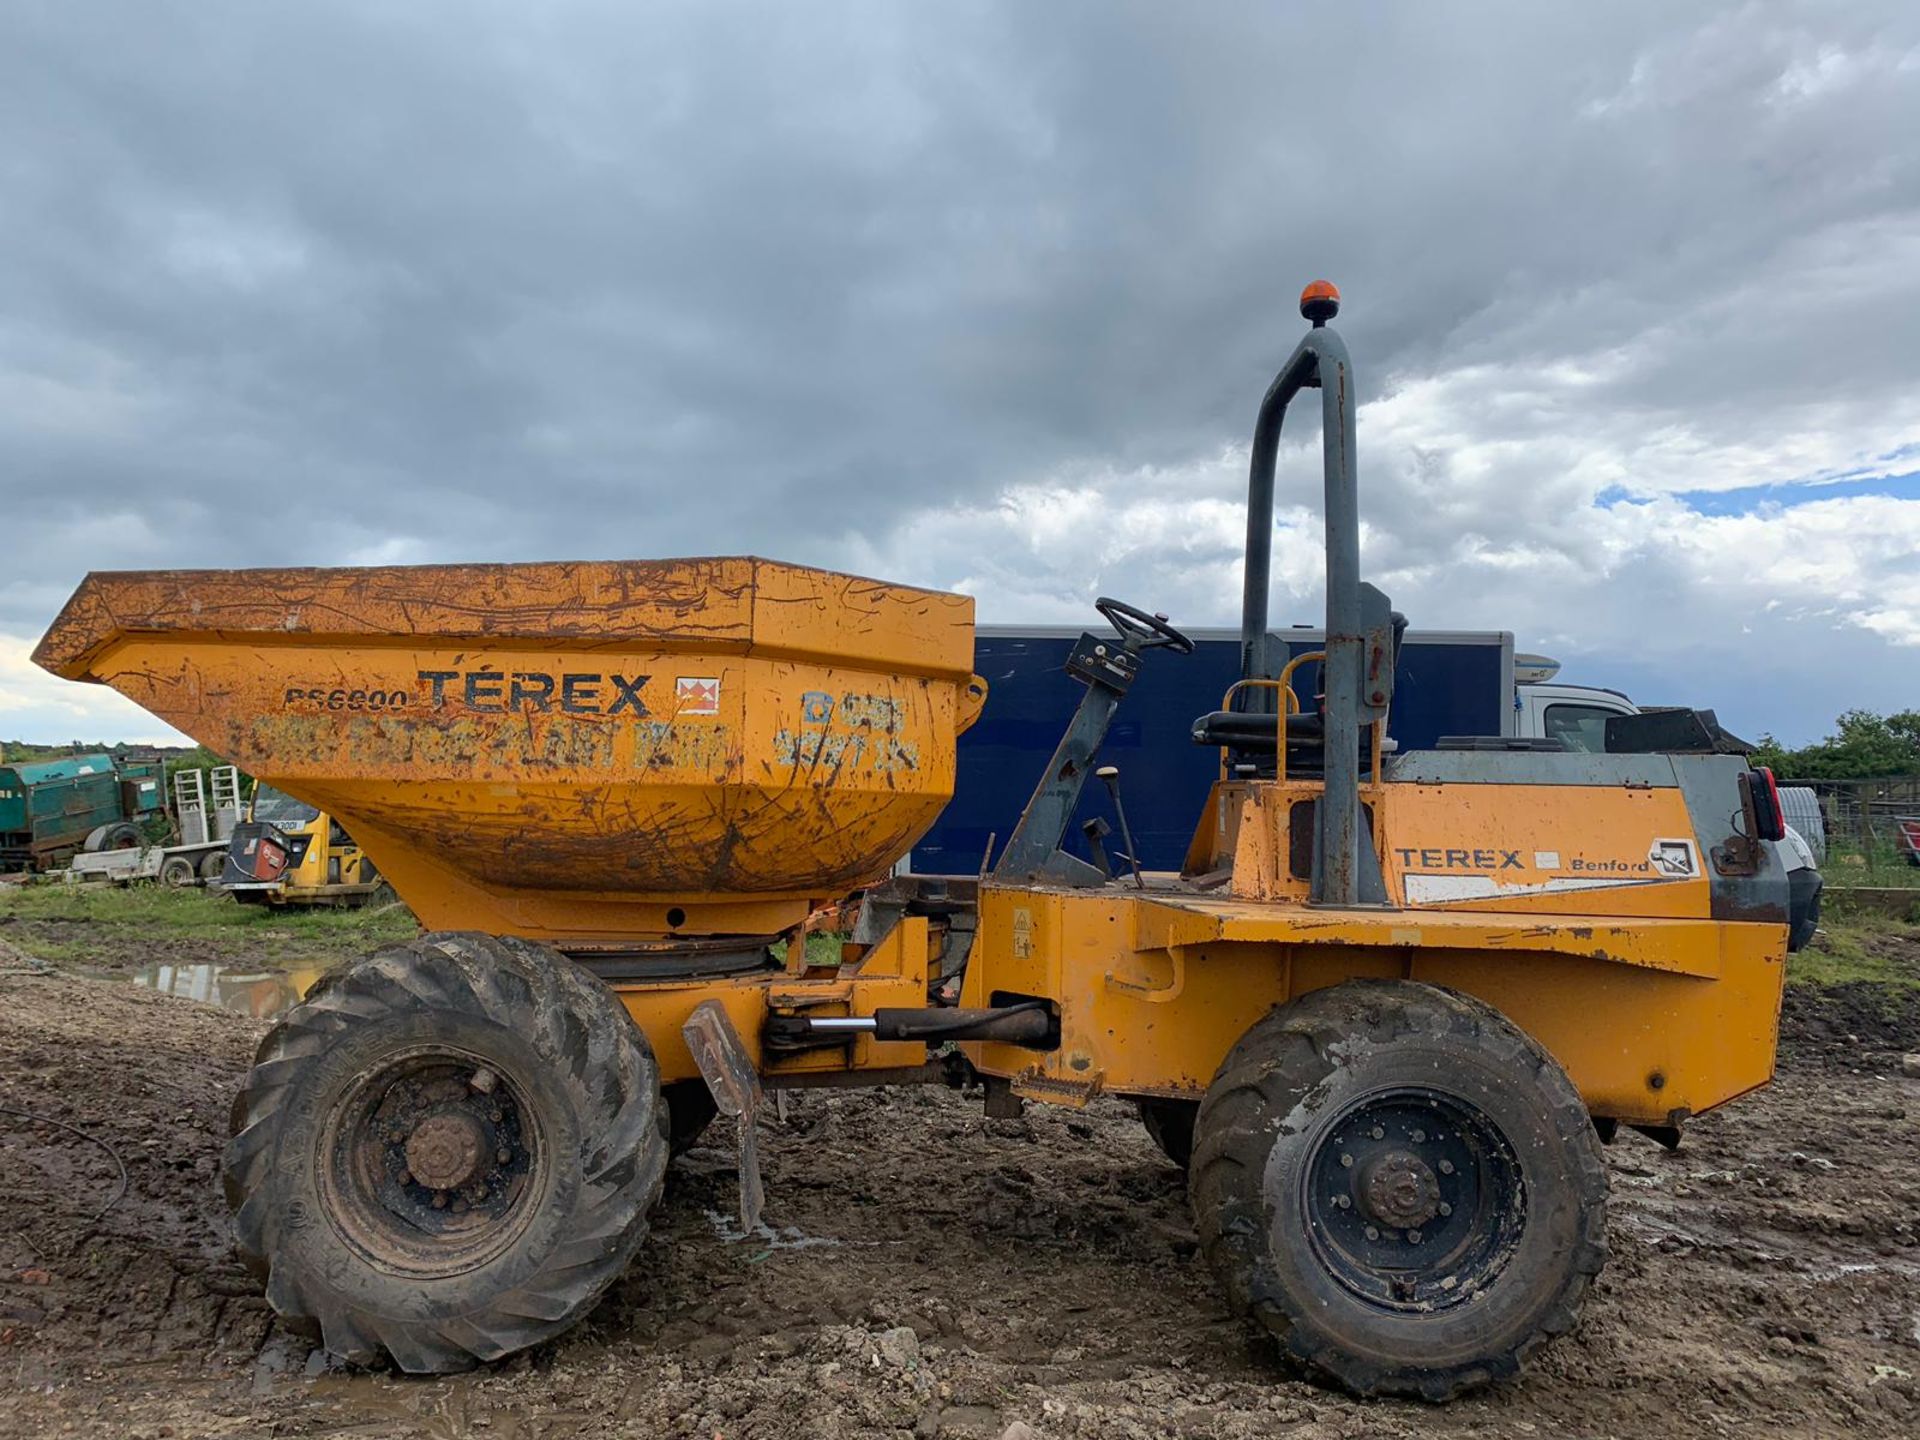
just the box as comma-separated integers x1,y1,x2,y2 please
0,964,1914,1439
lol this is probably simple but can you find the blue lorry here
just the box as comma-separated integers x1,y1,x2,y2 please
911,627,1638,874
911,627,1829,941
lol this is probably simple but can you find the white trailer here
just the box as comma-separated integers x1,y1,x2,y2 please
66,765,243,887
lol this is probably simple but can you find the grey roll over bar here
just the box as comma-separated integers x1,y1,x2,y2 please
1238,282,1390,907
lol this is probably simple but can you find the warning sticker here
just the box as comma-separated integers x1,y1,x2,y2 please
1011,906,1034,959
1647,837,1698,878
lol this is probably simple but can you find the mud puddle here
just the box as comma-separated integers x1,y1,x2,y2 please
131,960,326,1018
703,1208,849,1251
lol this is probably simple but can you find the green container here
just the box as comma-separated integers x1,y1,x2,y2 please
0,753,127,868
114,756,167,821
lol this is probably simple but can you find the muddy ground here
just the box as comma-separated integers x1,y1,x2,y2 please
1,910,1917,1440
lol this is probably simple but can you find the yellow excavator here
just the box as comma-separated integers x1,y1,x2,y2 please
218,782,383,907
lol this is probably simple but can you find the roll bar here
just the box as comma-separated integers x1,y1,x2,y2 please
1238,283,1389,906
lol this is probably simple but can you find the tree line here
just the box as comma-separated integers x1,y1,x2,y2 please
1752,710,1920,781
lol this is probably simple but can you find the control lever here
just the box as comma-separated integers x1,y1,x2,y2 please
1096,766,1146,889
1081,816,1114,879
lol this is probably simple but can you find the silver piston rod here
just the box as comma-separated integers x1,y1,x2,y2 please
768,1004,1052,1049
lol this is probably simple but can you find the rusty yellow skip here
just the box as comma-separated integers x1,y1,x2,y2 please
37,556,985,940
33,285,1802,1401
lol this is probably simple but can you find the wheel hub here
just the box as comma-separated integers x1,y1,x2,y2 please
1360,1151,1441,1229
1302,1087,1526,1312
321,1050,543,1277
404,1111,486,1191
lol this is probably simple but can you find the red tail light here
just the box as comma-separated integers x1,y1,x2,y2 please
1750,766,1786,842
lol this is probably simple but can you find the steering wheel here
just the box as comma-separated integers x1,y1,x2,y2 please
1095,597,1195,654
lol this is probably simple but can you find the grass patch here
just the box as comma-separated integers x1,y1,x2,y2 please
1788,912,1920,991
0,877,417,969
770,932,847,967
1821,839,1920,888
1823,888,1920,926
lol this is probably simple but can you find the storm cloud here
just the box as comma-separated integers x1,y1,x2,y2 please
2,1,1917,744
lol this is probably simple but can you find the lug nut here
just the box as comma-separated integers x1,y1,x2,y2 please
1334,1195,1351,1210
1340,1153,1354,1169
398,1169,413,1187
1407,1230,1423,1244
496,1147,512,1165
1439,1159,1455,1175
431,1191,448,1210
1370,1126,1385,1141
1411,1129,1426,1144
1438,1202,1452,1217
1364,1225,1379,1241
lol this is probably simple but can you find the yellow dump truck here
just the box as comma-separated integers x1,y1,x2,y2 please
31,285,1807,1400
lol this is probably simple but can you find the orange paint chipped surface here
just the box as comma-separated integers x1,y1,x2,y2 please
36,557,983,944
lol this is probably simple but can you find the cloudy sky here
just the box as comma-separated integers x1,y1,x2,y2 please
3,1,1916,747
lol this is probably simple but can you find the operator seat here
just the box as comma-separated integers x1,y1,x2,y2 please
1190,612,1408,777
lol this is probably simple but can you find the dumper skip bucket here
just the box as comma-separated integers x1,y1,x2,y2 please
35,557,984,944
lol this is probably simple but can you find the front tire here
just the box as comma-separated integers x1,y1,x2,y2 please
1189,980,1607,1401
223,932,668,1373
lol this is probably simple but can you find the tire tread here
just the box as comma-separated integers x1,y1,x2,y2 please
222,930,669,1373
1190,979,1608,1401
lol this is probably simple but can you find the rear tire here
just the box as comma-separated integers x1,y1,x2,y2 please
1189,980,1607,1401
223,932,668,1373
160,855,198,888
199,850,227,881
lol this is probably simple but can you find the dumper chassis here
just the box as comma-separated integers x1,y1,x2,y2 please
34,284,1806,1399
